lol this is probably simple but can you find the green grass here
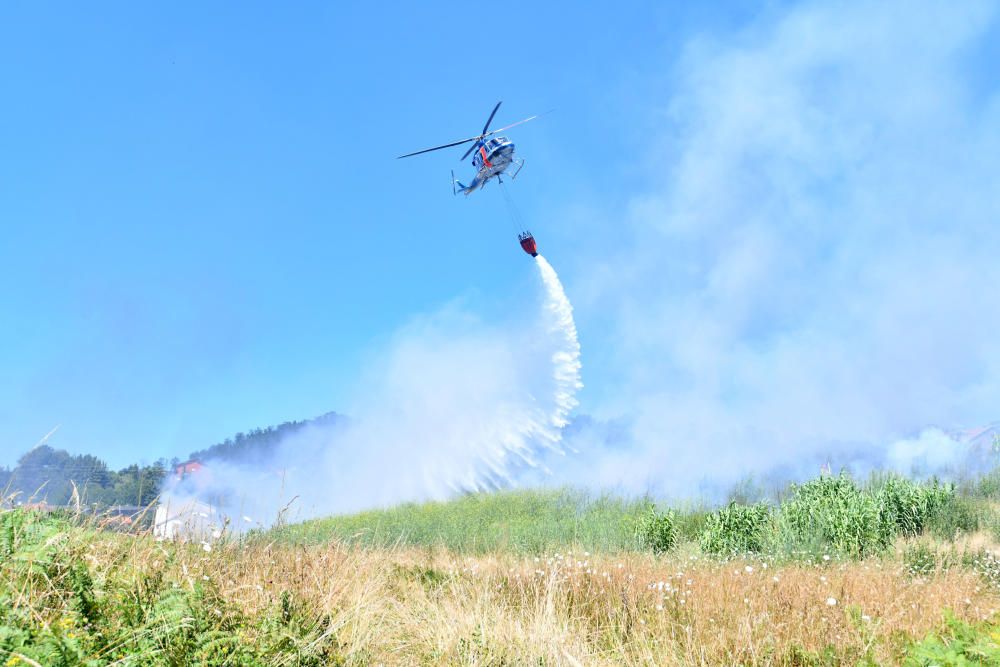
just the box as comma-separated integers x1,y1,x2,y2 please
9,464,1000,665
0,508,346,666
270,473,988,559
5,500,1000,665
270,487,679,554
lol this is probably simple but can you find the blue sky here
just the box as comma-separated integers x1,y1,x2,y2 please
0,1,690,465
3,1,1000,478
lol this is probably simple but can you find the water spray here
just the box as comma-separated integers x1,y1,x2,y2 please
535,255,582,434
157,251,583,529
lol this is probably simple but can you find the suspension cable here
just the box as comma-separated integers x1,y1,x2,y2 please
497,179,527,234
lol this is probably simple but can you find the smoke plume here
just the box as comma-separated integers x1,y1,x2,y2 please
159,255,581,527
549,0,1000,497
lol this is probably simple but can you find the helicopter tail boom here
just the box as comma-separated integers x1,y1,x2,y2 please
451,170,475,196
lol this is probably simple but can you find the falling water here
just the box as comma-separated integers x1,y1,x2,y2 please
534,255,583,438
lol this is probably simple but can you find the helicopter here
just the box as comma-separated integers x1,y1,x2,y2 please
396,101,542,196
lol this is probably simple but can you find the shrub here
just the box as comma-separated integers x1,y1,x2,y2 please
927,495,979,540
872,476,974,543
904,612,1000,665
636,507,677,554
902,542,946,577
700,502,772,556
877,476,930,536
921,479,957,523
961,548,1000,589
674,506,712,542
778,474,893,558
975,462,1000,499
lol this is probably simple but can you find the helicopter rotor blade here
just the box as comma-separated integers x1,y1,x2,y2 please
486,110,551,136
482,101,502,135
398,106,548,160
460,140,481,161
396,136,479,159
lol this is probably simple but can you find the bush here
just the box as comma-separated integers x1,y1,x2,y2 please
778,474,893,558
904,612,1000,665
975,467,1000,499
636,507,677,554
673,506,712,542
901,542,957,577
927,495,979,540
922,479,957,515
962,548,1000,589
700,502,772,556
872,476,977,543
877,477,930,536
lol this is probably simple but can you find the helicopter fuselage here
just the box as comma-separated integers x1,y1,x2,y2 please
396,102,539,197
459,137,516,194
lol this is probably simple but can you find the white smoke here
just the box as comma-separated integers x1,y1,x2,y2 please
161,254,582,525
551,0,1000,496
886,428,967,475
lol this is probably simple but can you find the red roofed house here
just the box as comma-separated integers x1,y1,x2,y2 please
173,460,203,481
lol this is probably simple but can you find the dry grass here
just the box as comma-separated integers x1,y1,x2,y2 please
60,531,998,665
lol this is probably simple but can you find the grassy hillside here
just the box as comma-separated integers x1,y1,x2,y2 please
272,474,990,559
5,503,1000,665
7,472,1000,664
272,488,709,554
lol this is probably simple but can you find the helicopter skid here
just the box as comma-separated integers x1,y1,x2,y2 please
511,158,525,180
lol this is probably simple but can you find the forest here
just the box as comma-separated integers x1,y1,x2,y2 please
0,412,340,507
